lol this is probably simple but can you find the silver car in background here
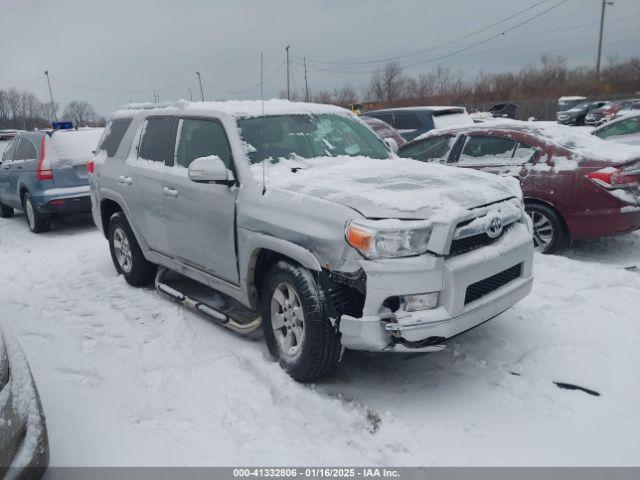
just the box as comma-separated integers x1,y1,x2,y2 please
0,321,49,479
90,100,534,381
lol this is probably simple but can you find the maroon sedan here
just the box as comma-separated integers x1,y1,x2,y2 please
360,116,407,149
398,121,640,253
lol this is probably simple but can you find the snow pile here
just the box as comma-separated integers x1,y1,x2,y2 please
250,156,519,219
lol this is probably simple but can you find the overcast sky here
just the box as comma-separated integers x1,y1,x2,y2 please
1,0,639,116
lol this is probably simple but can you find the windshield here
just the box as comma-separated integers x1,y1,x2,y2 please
562,102,589,111
237,114,390,164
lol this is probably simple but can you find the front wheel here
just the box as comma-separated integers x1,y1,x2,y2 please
107,212,156,286
23,193,50,233
262,261,342,382
526,203,568,254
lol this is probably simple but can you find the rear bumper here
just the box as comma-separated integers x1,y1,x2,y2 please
33,185,92,215
339,220,534,352
568,206,640,240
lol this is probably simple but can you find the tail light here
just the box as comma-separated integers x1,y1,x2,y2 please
586,167,638,189
36,136,53,180
87,160,95,174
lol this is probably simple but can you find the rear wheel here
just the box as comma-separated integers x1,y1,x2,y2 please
526,203,567,254
108,212,156,286
0,202,14,218
23,192,50,233
262,261,342,382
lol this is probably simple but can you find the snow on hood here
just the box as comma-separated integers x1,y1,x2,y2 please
251,156,519,220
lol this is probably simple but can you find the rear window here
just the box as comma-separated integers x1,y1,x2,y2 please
53,129,104,163
432,109,473,129
99,118,132,157
14,137,38,161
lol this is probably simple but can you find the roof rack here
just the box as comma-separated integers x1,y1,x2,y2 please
124,101,176,110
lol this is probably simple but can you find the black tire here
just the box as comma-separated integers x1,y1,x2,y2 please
107,212,156,286
23,192,50,233
0,202,14,218
262,260,342,382
525,203,568,254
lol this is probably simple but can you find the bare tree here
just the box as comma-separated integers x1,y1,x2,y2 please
368,61,406,102
63,100,96,126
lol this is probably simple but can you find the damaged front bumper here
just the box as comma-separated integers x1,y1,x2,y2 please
338,219,534,352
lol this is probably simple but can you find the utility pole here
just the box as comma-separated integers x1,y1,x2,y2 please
196,71,205,101
285,45,291,100
596,0,613,82
188,87,193,101
44,70,57,122
303,57,309,102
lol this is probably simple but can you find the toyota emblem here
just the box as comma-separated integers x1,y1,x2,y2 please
487,217,503,238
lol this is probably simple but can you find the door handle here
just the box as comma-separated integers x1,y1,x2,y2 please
162,186,178,198
118,175,133,185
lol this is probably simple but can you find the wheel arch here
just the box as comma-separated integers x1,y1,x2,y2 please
241,234,322,310
524,197,571,241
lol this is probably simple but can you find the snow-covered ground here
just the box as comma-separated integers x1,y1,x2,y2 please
1,213,639,468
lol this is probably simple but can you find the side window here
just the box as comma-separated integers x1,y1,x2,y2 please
2,139,19,162
459,136,517,165
99,118,132,157
394,113,422,130
595,118,640,139
370,113,393,125
138,117,176,163
399,136,455,163
13,138,31,161
174,118,232,169
513,142,538,162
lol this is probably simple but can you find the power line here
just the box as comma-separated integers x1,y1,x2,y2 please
49,75,196,95
304,0,552,67
296,0,570,76
203,59,286,95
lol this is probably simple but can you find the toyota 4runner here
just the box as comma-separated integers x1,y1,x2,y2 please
90,100,534,381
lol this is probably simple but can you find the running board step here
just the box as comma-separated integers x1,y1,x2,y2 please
155,267,261,335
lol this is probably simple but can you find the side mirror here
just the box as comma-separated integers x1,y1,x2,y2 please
383,137,399,154
188,155,235,185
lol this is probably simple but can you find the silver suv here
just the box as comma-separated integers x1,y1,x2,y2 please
90,100,534,381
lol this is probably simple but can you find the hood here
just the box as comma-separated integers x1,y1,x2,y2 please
254,156,519,220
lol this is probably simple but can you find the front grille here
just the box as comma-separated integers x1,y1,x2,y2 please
464,264,522,305
449,232,496,256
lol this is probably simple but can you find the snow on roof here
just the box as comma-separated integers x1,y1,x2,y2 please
114,99,348,119
559,96,587,101
366,106,465,113
52,127,104,163
417,119,640,164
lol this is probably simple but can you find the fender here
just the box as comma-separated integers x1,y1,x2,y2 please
239,230,323,307
97,187,149,253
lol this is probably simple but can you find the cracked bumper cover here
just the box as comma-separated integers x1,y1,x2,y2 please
338,220,534,352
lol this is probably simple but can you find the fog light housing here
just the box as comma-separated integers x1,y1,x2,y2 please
401,292,439,311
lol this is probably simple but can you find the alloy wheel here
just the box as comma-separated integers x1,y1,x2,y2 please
270,282,305,359
528,210,554,251
113,228,133,273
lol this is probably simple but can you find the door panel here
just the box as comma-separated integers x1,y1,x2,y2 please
163,118,239,284
120,117,176,255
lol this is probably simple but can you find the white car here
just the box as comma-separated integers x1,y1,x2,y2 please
592,111,640,146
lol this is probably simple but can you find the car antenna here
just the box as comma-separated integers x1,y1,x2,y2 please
260,52,267,196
